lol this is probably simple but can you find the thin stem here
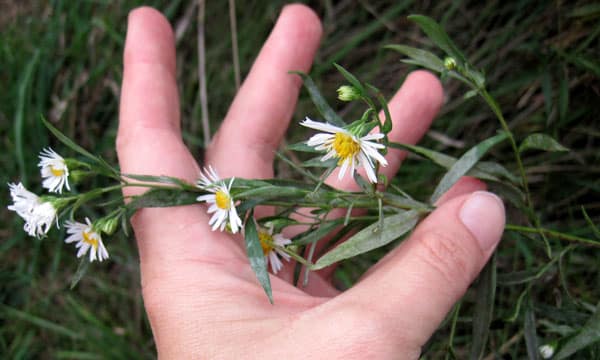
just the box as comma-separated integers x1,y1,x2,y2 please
480,88,551,256
506,224,600,247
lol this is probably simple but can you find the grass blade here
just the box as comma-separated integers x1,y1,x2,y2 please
555,303,600,359
469,254,496,360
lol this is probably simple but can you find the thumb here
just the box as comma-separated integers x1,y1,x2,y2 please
335,191,505,354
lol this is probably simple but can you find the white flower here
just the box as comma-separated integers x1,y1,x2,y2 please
300,117,388,183
539,344,555,359
258,226,291,274
65,218,109,262
196,166,243,234
38,148,70,193
7,182,57,238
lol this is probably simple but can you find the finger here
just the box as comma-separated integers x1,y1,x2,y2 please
205,4,322,179
326,70,444,191
117,7,245,268
334,191,505,350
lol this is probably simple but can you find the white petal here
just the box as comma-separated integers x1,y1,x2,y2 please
300,118,344,134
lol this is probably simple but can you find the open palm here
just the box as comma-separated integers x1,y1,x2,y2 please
117,5,505,359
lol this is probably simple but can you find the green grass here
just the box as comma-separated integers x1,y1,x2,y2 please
2,0,599,358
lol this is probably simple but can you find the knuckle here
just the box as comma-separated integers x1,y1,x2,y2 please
413,230,476,286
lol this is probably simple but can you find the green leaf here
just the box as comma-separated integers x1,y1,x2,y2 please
127,189,199,211
293,220,342,246
384,44,445,72
366,83,393,134
582,207,600,239
333,63,365,94
70,257,90,289
555,303,600,359
312,210,419,270
121,173,197,190
469,254,496,360
519,133,569,153
388,141,518,185
431,132,508,204
524,299,541,360
291,71,345,127
244,214,273,304
407,15,468,65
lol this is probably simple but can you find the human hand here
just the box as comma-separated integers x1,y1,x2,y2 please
117,5,505,359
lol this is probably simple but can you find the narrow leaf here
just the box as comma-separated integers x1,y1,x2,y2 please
388,141,519,185
244,213,273,303
519,133,569,153
582,207,600,239
70,257,90,289
525,299,541,360
407,15,468,65
366,83,393,134
333,63,365,94
313,210,419,270
431,132,508,203
385,44,445,72
291,71,345,127
555,302,600,359
293,220,342,246
469,254,497,360
127,189,199,211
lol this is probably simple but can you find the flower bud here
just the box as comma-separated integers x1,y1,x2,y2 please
337,85,361,102
95,215,120,235
444,57,457,70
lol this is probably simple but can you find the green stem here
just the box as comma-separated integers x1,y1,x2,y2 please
506,224,600,247
480,88,551,256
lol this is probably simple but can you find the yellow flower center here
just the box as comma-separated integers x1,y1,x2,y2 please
215,190,231,210
83,231,98,249
332,132,360,163
50,165,65,177
258,230,274,256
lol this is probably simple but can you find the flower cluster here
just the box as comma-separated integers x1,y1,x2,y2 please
7,148,109,262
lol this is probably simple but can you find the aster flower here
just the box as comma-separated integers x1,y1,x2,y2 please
196,166,243,234
38,148,70,193
301,117,388,183
64,218,109,262
258,226,292,274
7,182,58,238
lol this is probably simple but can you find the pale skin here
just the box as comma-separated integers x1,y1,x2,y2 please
117,5,506,359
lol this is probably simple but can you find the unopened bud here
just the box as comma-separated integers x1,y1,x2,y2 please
95,216,120,235
444,57,457,70
337,85,361,102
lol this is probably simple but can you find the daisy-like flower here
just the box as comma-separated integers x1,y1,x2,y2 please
8,182,58,238
258,226,292,274
38,148,70,193
301,117,388,183
196,166,243,234
65,218,109,262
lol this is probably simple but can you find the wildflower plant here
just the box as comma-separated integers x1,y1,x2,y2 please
6,14,600,358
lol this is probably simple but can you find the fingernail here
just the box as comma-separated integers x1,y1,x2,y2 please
459,191,505,251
